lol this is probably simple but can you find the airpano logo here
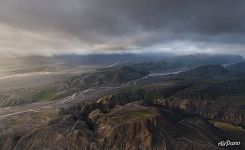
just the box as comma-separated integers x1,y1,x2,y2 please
218,140,240,147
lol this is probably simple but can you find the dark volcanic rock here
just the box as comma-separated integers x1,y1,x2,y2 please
5,98,226,150
153,98,245,126
2,81,244,149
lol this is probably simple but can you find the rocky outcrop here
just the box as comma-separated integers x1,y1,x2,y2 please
9,104,167,150
60,89,245,127
2,84,244,149
2,99,225,150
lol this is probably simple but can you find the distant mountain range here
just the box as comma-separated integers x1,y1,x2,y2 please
131,54,244,72
0,53,172,70
227,62,245,76
1,53,243,71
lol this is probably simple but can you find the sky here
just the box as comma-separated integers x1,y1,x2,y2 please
0,0,245,57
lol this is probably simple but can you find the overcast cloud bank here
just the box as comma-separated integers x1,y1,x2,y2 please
0,0,245,56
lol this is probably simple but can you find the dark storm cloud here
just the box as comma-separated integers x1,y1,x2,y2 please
0,0,244,56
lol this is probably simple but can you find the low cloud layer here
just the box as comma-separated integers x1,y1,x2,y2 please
0,0,245,56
